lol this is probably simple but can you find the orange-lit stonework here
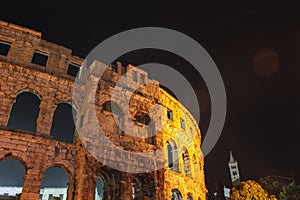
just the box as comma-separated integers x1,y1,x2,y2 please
0,20,207,200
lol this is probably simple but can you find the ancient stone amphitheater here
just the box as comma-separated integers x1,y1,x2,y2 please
0,20,207,200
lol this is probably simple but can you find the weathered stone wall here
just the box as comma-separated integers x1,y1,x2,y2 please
0,20,207,200
0,128,75,200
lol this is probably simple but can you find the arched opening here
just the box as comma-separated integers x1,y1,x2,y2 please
171,189,182,200
101,101,124,135
167,141,179,172
0,159,26,198
132,174,156,200
134,113,151,126
182,148,191,177
192,154,199,179
96,167,121,200
95,177,104,200
50,103,76,144
7,92,40,132
132,178,143,200
40,167,69,200
133,111,156,144
187,193,194,200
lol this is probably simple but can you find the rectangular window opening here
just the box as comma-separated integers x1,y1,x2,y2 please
132,70,137,82
180,118,185,130
48,194,53,200
140,74,145,85
68,62,81,77
0,40,11,56
167,109,173,121
31,50,48,66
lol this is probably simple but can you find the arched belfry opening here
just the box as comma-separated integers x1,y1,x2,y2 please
7,91,40,132
50,103,76,144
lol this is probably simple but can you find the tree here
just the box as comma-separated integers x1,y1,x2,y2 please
229,180,277,200
279,181,300,200
259,176,281,196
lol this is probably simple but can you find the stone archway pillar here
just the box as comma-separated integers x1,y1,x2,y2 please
66,178,75,200
74,142,98,200
21,168,42,200
36,100,56,135
119,173,133,200
0,96,15,126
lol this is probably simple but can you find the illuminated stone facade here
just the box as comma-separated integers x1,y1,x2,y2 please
0,20,207,200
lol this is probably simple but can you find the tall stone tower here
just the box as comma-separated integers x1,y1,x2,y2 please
228,151,240,187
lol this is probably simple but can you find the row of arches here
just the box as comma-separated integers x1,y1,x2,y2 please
0,158,157,200
6,91,76,144
5,92,158,145
0,158,70,200
167,140,201,179
94,169,156,200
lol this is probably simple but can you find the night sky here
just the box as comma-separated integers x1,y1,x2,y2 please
0,0,300,194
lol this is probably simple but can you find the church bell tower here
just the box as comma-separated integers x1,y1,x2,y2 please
228,151,240,186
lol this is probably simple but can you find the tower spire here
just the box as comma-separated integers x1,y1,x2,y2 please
229,151,235,163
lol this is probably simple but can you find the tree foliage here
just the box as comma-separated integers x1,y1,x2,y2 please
259,176,282,197
279,181,300,200
229,180,277,200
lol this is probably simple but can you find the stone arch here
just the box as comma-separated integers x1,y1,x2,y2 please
187,193,194,200
95,177,104,200
0,154,28,171
0,158,26,198
182,147,191,177
192,154,199,179
171,189,183,200
132,177,143,200
167,140,179,172
134,112,151,126
132,173,156,200
96,167,121,200
133,110,156,144
7,91,41,132
15,88,42,100
40,166,70,200
50,103,76,144
41,162,74,182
